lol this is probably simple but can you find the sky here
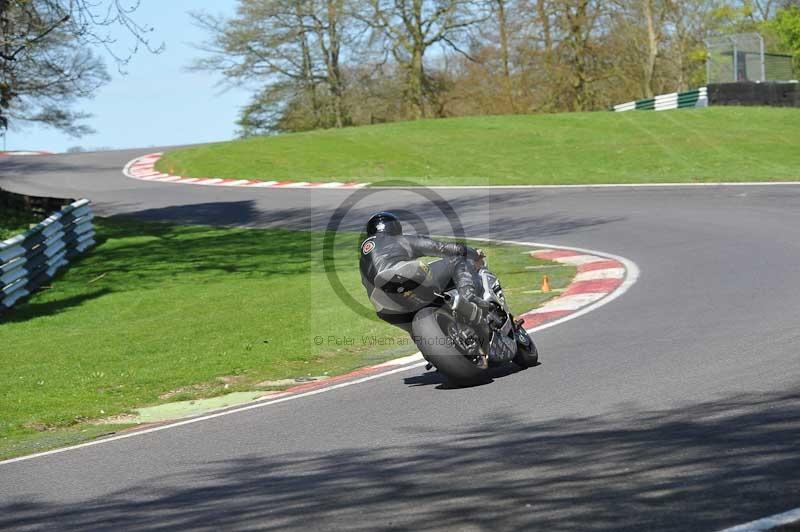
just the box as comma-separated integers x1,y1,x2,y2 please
4,0,250,153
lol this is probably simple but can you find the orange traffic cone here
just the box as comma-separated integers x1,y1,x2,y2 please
541,275,551,293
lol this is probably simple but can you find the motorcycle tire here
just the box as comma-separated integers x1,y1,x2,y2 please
412,307,488,387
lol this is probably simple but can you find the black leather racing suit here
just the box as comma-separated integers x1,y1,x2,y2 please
359,233,481,332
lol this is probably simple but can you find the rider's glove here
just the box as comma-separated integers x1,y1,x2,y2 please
471,296,495,310
470,247,487,269
465,246,484,261
460,285,494,310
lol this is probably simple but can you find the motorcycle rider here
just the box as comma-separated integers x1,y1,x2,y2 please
359,211,494,344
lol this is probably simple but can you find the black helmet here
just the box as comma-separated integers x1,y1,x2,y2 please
365,211,402,236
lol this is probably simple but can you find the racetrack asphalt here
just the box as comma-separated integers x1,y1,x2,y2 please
1,149,800,531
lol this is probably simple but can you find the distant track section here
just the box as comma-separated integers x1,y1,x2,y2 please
123,153,369,189
0,151,51,156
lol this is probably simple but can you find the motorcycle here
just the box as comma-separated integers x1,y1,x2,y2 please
411,258,539,387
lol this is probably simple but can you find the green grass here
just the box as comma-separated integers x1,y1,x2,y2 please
1,210,42,240
0,218,574,459
155,107,800,186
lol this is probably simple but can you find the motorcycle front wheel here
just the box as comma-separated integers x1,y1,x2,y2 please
411,307,488,387
512,327,539,369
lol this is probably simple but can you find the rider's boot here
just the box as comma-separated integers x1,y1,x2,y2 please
449,285,494,340
451,259,495,337
449,293,492,369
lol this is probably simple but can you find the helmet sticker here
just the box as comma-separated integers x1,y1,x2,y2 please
362,240,376,254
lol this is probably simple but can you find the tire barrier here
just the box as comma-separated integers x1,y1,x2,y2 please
1,199,96,315
0,187,74,216
613,87,709,112
707,81,800,107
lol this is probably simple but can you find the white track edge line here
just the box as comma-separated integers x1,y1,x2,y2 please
0,238,638,466
716,507,800,532
373,182,800,190
121,154,800,191
465,237,640,333
0,363,428,467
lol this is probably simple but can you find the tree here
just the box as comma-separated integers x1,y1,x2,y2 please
606,0,676,99
640,0,667,97
313,0,349,127
515,0,559,111
192,0,355,134
735,0,797,22
536,0,555,68
492,0,515,111
363,0,487,119
770,4,800,69
555,0,606,111
196,0,795,134
0,0,158,134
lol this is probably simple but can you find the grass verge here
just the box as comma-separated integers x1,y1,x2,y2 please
0,210,42,241
155,107,800,186
0,218,574,459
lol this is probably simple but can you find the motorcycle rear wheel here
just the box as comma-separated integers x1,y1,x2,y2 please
412,307,488,387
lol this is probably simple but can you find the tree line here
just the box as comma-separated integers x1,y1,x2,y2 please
0,1,798,138
193,0,800,136
0,0,159,136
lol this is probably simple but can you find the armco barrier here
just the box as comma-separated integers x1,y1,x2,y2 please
614,87,708,112
1,199,96,314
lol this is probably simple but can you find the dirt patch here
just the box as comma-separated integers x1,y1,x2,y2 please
255,375,330,389
22,422,50,432
216,375,248,385
158,375,248,400
95,413,139,425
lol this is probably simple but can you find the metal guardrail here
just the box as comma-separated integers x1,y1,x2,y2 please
1,199,96,314
613,87,709,112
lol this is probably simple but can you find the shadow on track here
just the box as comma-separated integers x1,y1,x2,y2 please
404,364,529,389
0,157,99,175
115,193,625,240
3,387,799,531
